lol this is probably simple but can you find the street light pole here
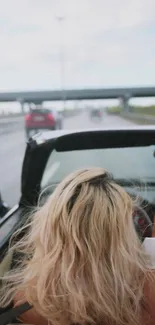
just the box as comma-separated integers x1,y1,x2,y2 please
56,16,66,111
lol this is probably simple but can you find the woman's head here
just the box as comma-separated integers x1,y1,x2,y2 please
0,167,150,325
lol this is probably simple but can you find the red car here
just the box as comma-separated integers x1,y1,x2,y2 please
25,108,63,138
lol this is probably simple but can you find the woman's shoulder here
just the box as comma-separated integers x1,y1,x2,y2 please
13,292,46,325
142,270,155,325
0,300,32,324
0,301,22,324
0,301,13,316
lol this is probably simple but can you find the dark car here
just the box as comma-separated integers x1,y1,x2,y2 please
24,107,63,138
90,108,102,120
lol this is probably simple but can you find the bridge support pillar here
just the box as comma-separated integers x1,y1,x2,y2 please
17,98,25,114
20,101,24,114
120,95,131,112
28,103,33,112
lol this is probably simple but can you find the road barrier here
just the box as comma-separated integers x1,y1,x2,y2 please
106,108,155,124
0,110,82,135
121,112,155,124
0,116,24,135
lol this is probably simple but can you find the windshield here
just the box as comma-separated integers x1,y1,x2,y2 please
41,145,155,188
1,1,155,208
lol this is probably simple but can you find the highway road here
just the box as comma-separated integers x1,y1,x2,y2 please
0,111,134,207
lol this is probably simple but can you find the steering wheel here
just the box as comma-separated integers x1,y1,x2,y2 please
133,205,153,241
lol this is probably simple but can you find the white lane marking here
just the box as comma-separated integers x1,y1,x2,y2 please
41,161,60,187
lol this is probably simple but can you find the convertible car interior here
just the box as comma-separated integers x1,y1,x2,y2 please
0,126,155,271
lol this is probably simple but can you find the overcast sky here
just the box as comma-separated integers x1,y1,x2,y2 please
0,0,154,92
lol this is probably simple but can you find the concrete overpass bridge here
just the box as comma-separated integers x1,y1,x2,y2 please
0,86,155,111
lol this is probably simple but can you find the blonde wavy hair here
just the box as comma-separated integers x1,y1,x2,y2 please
0,167,151,325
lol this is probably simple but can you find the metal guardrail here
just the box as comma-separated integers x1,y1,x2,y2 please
121,112,155,124
0,116,24,123
0,116,24,135
0,110,82,135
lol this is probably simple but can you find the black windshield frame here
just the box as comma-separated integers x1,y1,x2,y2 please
20,128,155,207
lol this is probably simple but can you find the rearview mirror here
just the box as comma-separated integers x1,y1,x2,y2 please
0,192,10,218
